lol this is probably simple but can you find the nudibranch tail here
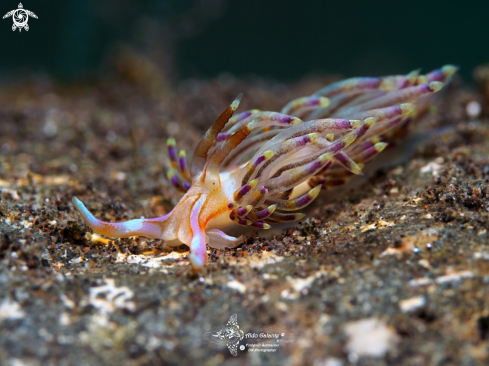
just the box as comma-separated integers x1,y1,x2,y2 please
72,65,455,271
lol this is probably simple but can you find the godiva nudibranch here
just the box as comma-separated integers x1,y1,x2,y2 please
72,65,456,271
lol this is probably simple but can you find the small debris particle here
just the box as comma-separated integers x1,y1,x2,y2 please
399,296,426,313
418,259,431,269
281,270,328,299
0,300,25,321
226,280,246,294
420,161,444,177
466,101,481,118
409,271,474,287
87,279,135,314
344,318,399,359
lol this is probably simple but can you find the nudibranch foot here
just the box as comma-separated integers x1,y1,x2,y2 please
72,65,456,271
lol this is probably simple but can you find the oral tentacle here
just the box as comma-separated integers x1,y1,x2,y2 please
72,197,167,238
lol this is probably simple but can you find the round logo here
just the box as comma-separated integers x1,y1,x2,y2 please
239,345,245,351
13,9,28,28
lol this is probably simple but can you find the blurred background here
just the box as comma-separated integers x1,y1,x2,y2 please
0,0,488,83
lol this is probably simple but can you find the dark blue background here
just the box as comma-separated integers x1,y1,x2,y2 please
1,0,487,82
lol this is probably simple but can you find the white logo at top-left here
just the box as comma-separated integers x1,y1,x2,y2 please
3,3,37,32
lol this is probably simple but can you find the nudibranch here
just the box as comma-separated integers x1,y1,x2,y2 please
73,65,456,271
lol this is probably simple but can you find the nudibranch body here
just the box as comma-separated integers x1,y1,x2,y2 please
73,65,456,270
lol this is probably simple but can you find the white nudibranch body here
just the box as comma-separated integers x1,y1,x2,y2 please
73,65,456,270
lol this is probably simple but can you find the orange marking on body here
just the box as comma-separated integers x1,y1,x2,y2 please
200,188,230,228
